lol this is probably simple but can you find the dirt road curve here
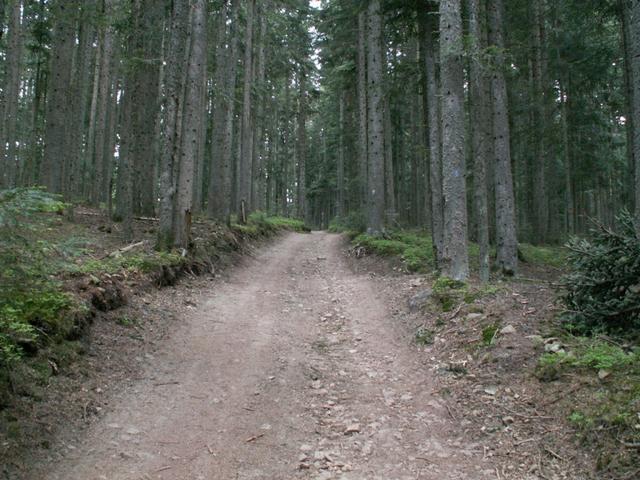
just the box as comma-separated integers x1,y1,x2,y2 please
43,232,493,480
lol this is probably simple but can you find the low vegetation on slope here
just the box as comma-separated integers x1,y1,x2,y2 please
0,189,306,407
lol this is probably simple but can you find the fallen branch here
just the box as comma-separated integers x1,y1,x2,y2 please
245,433,265,443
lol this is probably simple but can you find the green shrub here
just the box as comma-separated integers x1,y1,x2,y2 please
561,211,640,336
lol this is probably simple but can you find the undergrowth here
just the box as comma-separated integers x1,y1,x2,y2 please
536,337,640,474
349,228,566,274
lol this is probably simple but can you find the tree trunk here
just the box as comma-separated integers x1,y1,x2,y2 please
209,0,240,222
252,3,267,211
297,71,308,220
92,0,116,205
468,0,491,282
439,0,469,281
531,0,548,243
357,10,368,210
238,0,255,219
42,0,78,195
422,9,444,269
631,0,640,230
488,0,518,275
366,0,385,235
129,0,163,216
0,0,23,188
174,0,207,248
157,0,189,250
337,92,345,218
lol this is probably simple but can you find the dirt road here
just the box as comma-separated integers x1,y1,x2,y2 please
43,232,493,480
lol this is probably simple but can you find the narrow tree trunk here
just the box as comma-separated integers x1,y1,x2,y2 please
337,93,345,218
208,0,240,222
157,0,189,250
0,0,23,188
366,0,385,235
488,0,518,275
92,0,116,205
42,0,78,195
630,0,640,230
252,3,267,211
384,97,396,226
238,0,255,219
297,71,307,220
422,9,444,269
357,10,368,210
439,0,469,281
468,0,491,282
621,0,635,210
130,0,163,216
173,0,207,248
531,0,548,243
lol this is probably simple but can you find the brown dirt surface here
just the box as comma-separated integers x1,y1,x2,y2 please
4,231,609,479
17,232,498,480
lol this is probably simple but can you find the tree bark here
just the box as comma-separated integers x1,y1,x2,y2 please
297,70,308,220
238,0,255,219
157,0,189,250
252,3,267,211
422,9,444,269
174,0,207,248
630,0,640,231
42,0,79,195
366,0,385,235
440,0,469,281
357,10,368,210
337,92,345,218
531,0,548,243
0,0,23,188
209,0,240,222
488,0,518,275
468,0,491,282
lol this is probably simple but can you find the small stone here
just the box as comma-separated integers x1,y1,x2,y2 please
500,325,516,335
466,313,484,321
598,369,611,380
300,444,313,452
344,424,361,435
484,386,498,396
502,416,515,425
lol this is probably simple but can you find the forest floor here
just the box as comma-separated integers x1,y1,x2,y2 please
2,231,620,479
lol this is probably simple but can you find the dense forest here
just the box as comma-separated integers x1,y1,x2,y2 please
0,0,637,280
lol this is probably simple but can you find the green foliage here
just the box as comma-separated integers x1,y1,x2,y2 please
329,211,367,235
0,189,75,368
353,230,434,272
238,212,310,235
481,323,500,346
561,211,640,336
519,244,568,269
415,327,435,346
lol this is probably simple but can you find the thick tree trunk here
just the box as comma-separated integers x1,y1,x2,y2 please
468,0,491,282
174,0,207,248
42,0,78,195
357,10,368,210
0,0,23,188
157,0,189,250
366,0,385,235
422,10,444,269
238,0,255,219
488,0,518,275
440,0,469,281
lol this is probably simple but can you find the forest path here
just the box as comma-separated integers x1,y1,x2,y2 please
44,232,492,480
